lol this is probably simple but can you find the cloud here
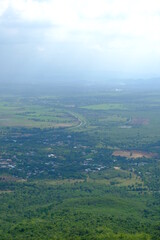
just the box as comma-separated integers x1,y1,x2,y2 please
1,0,160,44
0,0,9,16
0,0,160,78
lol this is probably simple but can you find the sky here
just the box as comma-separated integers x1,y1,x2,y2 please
1,0,160,83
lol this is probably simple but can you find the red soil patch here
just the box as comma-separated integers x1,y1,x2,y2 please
130,118,149,126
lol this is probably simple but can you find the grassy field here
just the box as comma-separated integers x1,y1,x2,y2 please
0,98,79,128
81,103,127,110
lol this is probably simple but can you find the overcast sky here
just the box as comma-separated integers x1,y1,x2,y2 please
1,0,160,82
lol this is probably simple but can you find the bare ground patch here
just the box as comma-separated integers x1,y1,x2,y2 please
52,123,75,128
130,118,149,126
112,150,157,159
0,190,13,194
0,175,26,182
